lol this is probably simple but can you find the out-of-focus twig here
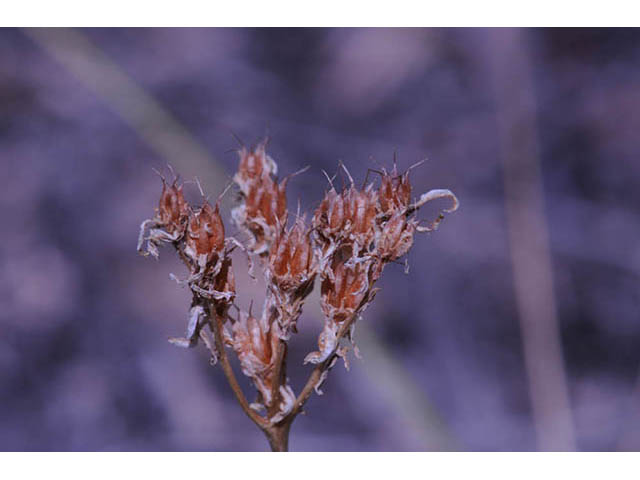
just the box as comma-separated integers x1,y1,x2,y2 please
486,28,576,451
22,27,227,196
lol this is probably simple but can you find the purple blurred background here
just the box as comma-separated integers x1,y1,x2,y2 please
1,28,639,451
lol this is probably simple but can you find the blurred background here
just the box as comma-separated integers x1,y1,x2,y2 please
0,27,639,451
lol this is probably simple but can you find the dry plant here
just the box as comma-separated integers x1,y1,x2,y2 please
137,141,459,451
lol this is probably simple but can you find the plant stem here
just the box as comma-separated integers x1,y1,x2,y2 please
265,422,291,452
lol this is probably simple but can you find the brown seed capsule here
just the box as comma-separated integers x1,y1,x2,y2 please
137,177,193,258
264,217,317,337
312,186,342,240
343,185,378,248
313,181,378,253
377,212,416,262
231,311,280,405
269,218,315,290
244,176,287,231
233,144,288,255
320,260,369,323
234,143,278,195
157,179,190,235
184,202,226,271
378,165,412,216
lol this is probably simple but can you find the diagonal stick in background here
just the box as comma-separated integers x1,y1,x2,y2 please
23,27,228,196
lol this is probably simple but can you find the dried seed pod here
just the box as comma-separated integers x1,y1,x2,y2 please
343,184,378,250
231,311,280,408
137,177,191,258
313,180,378,256
158,179,190,235
234,143,278,195
320,260,370,324
244,176,287,231
232,144,288,255
266,217,317,336
184,202,226,272
268,217,316,293
378,165,412,216
185,231,236,312
139,173,237,358
312,185,344,240
374,164,459,265
377,211,416,262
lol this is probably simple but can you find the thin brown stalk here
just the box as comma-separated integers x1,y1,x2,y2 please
266,422,291,452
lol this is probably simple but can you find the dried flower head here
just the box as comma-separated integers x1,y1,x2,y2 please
377,211,416,262
231,310,279,404
138,144,458,452
232,142,288,256
313,176,371,248
378,163,412,216
230,310,295,419
158,178,190,234
184,202,225,270
137,176,190,258
320,259,369,323
313,181,378,251
234,142,278,190
268,218,315,289
265,217,317,334
138,174,239,357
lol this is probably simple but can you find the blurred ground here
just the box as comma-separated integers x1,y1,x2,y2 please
0,28,639,451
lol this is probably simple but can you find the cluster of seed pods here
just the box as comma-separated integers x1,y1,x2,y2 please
232,144,288,256
137,178,236,359
305,163,459,366
138,142,458,424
